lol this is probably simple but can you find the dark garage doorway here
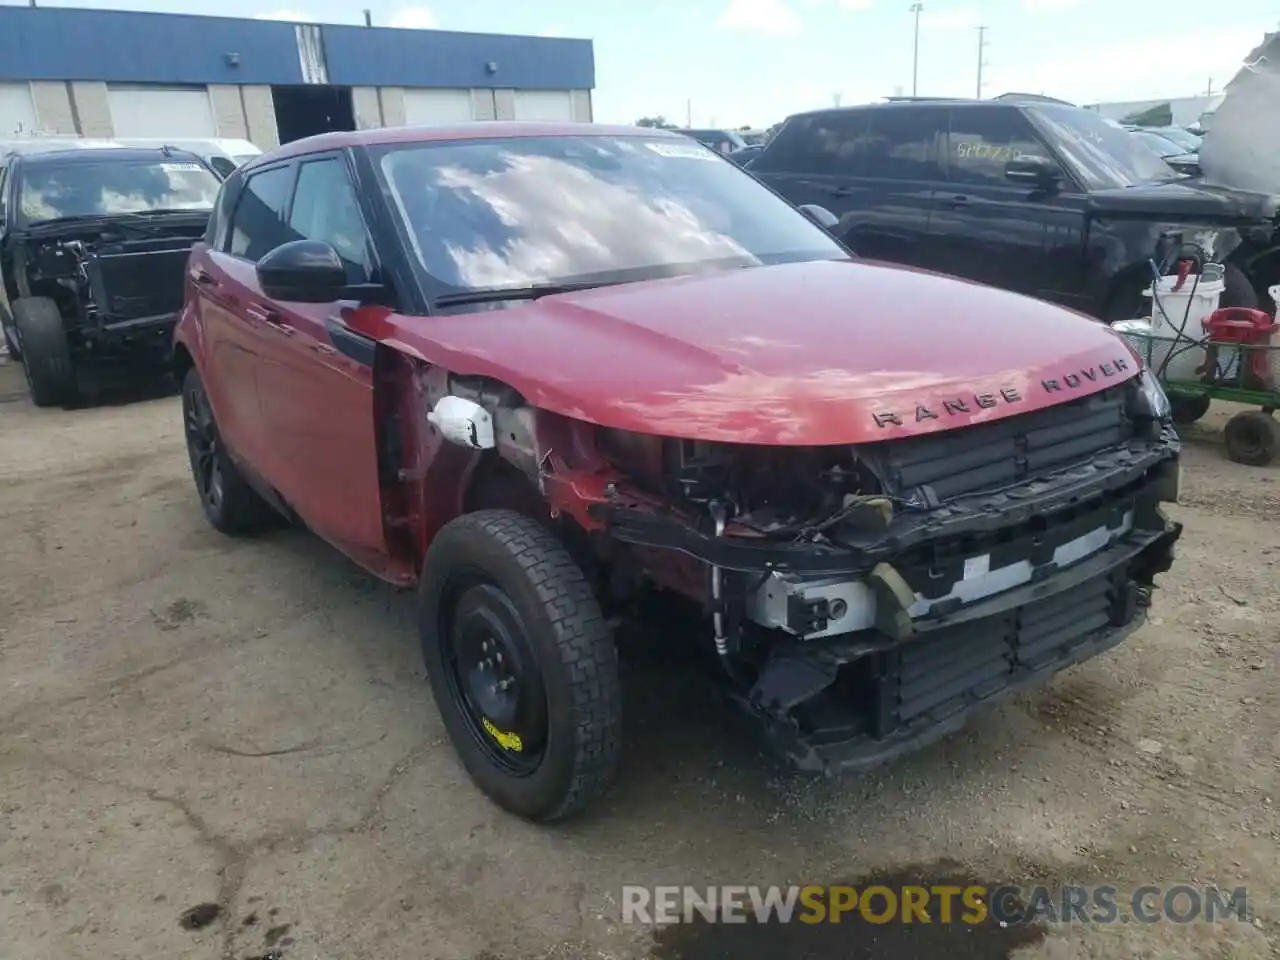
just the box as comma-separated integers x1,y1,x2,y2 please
271,85,356,144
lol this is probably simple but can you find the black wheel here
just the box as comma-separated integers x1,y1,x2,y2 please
1223,410,1279,467
1170,393,1212,425
1222,263,1261,311
181,368,278,534
419,509,621,822
13,296,75,407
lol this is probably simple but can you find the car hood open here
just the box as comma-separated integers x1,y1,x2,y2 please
380,259,1140,446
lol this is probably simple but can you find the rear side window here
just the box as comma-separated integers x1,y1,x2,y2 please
946,107,1053,186
751,112,870,176
751,108,945,181
228,165,293,261
203,176,237,249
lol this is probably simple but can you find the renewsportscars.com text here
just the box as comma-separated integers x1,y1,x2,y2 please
621,884,1249,926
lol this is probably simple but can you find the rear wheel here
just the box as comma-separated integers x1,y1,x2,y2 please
13,297,75,407
181,368,278,534
418,509,621,822
1224,410,1278,467
1169,393,1212,425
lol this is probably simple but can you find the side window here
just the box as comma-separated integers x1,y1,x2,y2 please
752,112,873,177
947,107,1053,186
203,177,236,248
0,163,8,227
287,157,372,283
857,108,946,180
228,165,294,261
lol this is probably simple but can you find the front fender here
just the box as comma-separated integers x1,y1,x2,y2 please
1090,217,1245,315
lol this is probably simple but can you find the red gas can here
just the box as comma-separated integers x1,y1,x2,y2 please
1201,307,1277,391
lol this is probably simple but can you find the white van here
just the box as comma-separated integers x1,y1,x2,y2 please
111,138,262,177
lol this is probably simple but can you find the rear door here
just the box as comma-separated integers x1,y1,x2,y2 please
195,161,296,469
932,105,1089,304
253,151,387,567
752,107,946,268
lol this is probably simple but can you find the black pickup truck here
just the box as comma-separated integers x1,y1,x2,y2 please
0,143,220,406
750,97,1277,321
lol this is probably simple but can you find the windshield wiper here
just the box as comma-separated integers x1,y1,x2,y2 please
434,280,621,307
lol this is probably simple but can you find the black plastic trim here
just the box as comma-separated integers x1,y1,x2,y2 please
326,314,375,368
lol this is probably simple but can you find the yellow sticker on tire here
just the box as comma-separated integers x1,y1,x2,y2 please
482,717,524,752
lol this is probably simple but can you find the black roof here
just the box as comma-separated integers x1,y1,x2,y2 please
1,143,206,166
786,93,1076,122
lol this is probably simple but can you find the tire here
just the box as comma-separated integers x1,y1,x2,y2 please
181,368,279,534
1223,410,1278,467
13,297,75,407
418,509,621,822
1169,393,1211,425
1222,263,1261,310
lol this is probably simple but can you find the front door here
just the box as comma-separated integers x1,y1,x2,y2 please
202,161,297,471
253,153,387,567
933,106,1089,307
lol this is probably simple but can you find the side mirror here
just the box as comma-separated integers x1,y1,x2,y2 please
256,239,348,303
797,203,839,231
1005,155,1063,188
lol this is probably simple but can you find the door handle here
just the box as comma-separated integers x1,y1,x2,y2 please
828,185,856,198
245,303,280,325
943,195,971,208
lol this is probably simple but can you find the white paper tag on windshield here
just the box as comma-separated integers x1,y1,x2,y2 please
646,141,718,160
160,162,203,172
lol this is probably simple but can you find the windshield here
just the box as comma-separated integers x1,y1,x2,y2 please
1129,129,1183,158
1154,127,1201,151
376,134,847,294
19,159,220,223
1029,105,1178,189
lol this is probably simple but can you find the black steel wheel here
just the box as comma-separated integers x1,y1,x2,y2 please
419,509,621,822
1224,410,1279,467
181,368,278,534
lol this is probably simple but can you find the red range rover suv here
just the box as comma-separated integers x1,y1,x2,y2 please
174,122,1182,822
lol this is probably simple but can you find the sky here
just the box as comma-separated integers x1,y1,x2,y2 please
3,0,1278,128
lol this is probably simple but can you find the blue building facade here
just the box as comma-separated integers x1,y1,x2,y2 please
0,7,596,145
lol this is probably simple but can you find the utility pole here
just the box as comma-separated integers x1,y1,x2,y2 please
686,98,692,127
1206,77,1214,97
362,9,372,26
976,25,989,98
909,2,923,96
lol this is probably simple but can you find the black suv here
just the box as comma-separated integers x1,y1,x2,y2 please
751,98,1277,319
0,143,221,406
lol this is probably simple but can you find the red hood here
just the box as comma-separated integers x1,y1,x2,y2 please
377,259,1139,445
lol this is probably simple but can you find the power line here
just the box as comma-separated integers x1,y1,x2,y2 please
976,25,989,99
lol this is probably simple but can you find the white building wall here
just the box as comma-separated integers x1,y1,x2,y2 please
71,82,114,137
107,85,216,137
512,90,575,121
0,82,38,135
27,81,76,135
402,88,474,124
208,85,249,139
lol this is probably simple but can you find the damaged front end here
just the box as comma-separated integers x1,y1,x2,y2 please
421,370,1181,776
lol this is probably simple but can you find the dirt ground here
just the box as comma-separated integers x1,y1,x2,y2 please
0,357,1276,960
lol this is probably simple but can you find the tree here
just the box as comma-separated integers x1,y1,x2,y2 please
635,115,676,129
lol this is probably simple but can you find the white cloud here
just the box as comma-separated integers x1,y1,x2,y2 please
994,24,1256,104
921,7,978,29
839,0,874,9
254,9,315,21
388,7,439,29
1022,0,1082,10
715,0,802,37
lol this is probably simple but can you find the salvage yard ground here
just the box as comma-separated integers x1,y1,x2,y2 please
0,358,1277,960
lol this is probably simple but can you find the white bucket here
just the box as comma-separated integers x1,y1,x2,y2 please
1141,265,1224,380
